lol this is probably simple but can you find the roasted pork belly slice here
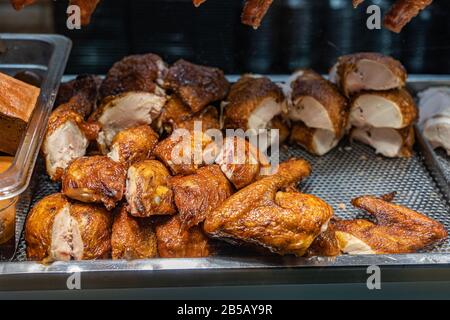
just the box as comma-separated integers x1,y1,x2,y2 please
290,122,341,156
91,92,167,154
423,116,450,156
330,53,407,97
43,105,100,181
163,59,230,113
334,194,448,255
107,125,159,167
350,126,415,158
286,69,348,137
25,194,112,262
125,160,175,218
100,53,168,100
111,205,158,260
62,156,127,210
224,75,285,134
350,89,417,129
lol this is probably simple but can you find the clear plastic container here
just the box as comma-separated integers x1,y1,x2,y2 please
0,34,71,260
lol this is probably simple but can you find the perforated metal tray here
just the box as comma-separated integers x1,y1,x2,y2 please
1,76,450,291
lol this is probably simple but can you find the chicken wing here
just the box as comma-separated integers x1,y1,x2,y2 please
155,215,214,258
90,91,167,154
163,59,230,113
62,156,127,210
334,194,448,254
25,194,112,262
126,160,176,217
329,53,407,97
224,75,285,134
154,129,219,175
99,54,168,100
170,165,233,229
42,104,100,181
107,125,159,167
205,159,334,256
55,74,102,118
111,205,158,260
215,136,270,189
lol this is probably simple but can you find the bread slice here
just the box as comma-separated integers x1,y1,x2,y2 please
0,72,40,155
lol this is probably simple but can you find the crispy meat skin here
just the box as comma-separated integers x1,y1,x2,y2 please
156,215,214,258
69,202,112,260
384,0,433,33
205,159,334,256
100,54,167,100
126,160,176,217
154,129,218,175
163,59,230,113
290,69,348,137
109,125,159,167
170,165,233,229
111,206,158,260
241,0,274,29
334,195,448,254
55,75,102,118
157,96,221,134
62,156,127,210
224,75,284,130
305,224,341,257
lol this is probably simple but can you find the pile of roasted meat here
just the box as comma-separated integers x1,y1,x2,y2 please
25,52,447,262
10,0,433,32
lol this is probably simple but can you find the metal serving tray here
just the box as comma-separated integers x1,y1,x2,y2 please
1,75,450,291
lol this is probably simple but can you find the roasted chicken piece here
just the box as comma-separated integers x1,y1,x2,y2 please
270,115,290,145
125,160,176,217
62,156,127,210
156,96,221,134
42,104,100,181
55,74,102,118
155,215,214,258
330,53,407,97
350,89,417,129
215,136,270,189
99,54,167,100
111,205,158,260
170,165,233,229
290,122,342,156
305,224,341,257
241,0,274,29
205,159,334,256
163,59,230,113
154,129,219,175
419,87,450,155
107,125,159,167
286,70,348,155
25,193,112,262
224,75,285,135
334,194,448,254
350,126,415,158
90,91,167,154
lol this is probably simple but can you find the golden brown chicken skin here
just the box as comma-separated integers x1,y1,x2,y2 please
126,160,176,217
224,75,285,132
62,156,127,210
154,129,218,175
163,59,230,113
108,125,159,167
205,159,334,256
215,136,270,189
334,194,448,254
156,96,221,134
111,205,158,260
305,223,341,257
155,215,214,258
99,54,167,100
25,194,112,262
170,165,233,229
384,0,433,33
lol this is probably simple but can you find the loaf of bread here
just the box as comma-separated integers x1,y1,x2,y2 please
0,72,40,155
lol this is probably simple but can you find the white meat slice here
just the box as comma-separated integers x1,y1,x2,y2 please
423,116,450,156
